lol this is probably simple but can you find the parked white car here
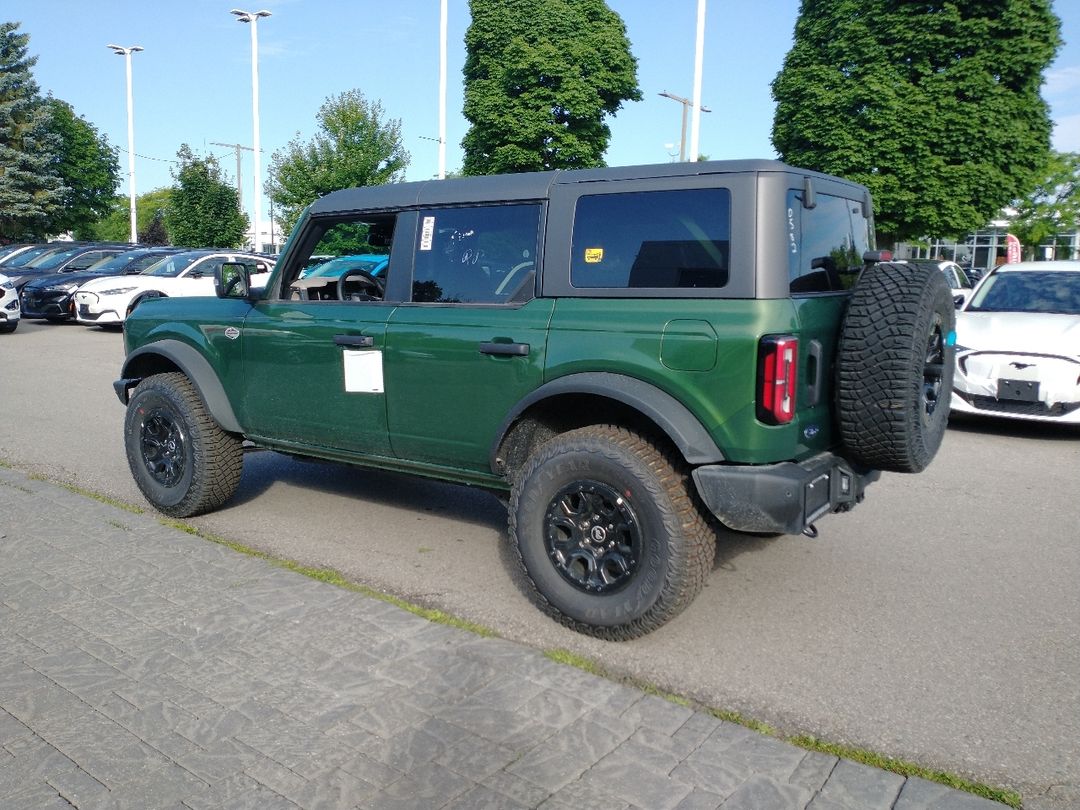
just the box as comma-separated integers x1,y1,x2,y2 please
74,250,273,326
952,260,1080,423
896,259,974,306
1,272,20,333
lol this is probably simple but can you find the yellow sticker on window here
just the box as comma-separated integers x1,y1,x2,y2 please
584,248,604,263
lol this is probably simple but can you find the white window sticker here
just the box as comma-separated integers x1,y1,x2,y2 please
420,216,436,251
343,349,384,393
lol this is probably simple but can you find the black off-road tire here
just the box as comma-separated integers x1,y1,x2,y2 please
124,372,243,517
509,425,716,640
837,261,955,473
0,321,16,334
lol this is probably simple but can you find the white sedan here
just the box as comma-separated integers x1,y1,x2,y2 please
74,250,273,326
952,260,1080,423
1,272,20,333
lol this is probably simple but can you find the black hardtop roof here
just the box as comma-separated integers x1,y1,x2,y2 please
308,159,865,214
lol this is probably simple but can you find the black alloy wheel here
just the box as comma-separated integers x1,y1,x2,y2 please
139,407,188,488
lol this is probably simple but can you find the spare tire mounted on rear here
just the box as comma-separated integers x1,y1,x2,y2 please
836,261,956,474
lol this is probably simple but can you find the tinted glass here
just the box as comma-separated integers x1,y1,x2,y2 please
787,191,870,293
571,189,730,289
412,204,541,303
145,253,206,277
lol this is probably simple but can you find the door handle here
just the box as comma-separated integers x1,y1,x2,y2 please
479,341,529,357
334,334,374,348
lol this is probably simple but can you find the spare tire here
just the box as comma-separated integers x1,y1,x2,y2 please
836,261,955,473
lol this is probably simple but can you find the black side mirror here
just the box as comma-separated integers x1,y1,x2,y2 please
216,262,251,299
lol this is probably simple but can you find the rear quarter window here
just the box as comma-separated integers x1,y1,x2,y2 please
570,188,730,290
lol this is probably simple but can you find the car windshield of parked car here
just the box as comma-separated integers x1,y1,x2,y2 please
143,253,204,278
26,246,84,270
967,271,1080,315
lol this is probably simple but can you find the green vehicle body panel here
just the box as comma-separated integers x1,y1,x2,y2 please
384,299,554,471
544,296,844,464
238,300,395,456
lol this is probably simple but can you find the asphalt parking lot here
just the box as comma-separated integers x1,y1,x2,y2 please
1,319,1078,808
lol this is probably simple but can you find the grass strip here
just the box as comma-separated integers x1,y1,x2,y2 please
157,518,497,638
544,650,1020,808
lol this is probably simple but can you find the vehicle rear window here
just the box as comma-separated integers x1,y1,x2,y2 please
570,188,730,290
786,190,870,293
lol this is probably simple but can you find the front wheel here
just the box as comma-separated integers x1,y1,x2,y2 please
509,425,716,640
124,372,243,517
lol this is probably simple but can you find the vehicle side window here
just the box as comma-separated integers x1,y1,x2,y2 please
190,258,225,278
786,190,869,293
411,204,540,304
570,189,730,290
280,215,396,302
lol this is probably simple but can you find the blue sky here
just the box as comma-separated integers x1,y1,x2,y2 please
7,0,1080,228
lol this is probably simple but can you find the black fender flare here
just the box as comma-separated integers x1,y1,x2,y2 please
489,371,725,474
116,339,243,433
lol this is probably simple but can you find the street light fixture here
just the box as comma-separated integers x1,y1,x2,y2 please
230,9,271,251
107,44,143,244
658,91,711,162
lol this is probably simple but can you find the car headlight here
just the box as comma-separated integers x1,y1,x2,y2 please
98,286,139,296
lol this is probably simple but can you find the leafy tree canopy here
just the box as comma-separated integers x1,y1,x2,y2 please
1009,151,1080,257
0,21,65,241
165,145,247,249
267,90,409,235
462,0,641,175
91,188,174,243
42,97,121,239
771,0,1061,244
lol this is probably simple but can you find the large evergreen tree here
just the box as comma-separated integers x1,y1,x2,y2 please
771,0,1061,244
42,98,121,239
266,90,409,235
461,0,641,175
165,145,247,249
0,22,65,241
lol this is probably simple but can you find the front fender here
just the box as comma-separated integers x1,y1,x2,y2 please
116,339,242,433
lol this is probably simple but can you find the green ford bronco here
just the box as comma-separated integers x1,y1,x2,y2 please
116,160,954,639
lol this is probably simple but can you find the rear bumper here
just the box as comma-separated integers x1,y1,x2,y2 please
692,453,880,535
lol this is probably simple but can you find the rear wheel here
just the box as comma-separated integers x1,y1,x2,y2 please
509,425,715,640
837,261,955,473
124,372,243,517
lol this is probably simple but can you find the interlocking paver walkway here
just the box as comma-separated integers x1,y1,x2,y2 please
0,467,1008,809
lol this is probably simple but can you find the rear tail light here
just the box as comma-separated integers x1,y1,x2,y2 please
757,335,799,424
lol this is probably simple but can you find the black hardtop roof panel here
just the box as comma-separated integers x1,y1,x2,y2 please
309,159,866,213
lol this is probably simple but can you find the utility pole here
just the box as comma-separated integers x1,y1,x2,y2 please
658,91,711,162
210,141,254,214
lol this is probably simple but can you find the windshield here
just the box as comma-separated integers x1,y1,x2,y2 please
143,253,205,278
1,245,59,268
26,246,84,270
85,251,149,274
967,271,1080,315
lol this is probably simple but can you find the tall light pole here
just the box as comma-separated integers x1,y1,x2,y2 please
231,9,271,251
107,44,143,244
438,0,447,179
689,0,707,163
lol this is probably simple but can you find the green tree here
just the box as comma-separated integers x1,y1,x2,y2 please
139,209,169,246
267,90,409,235
165,145,247,248
0,22,65,241
1009,151,1080,258
91,188,174,242
42,97,121,239
771,0,1061,245
461,0,641,175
